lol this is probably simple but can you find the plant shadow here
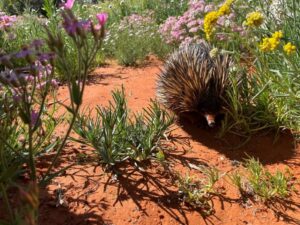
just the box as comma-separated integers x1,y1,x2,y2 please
38,169,110,225
105,161,231,225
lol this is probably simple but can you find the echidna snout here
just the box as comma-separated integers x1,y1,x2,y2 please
204,114,216,128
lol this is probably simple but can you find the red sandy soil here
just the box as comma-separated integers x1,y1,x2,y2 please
34,59,300,225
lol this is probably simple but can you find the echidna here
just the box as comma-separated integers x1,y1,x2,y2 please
156,42,232,127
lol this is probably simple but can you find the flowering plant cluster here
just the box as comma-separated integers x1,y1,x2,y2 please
244,11,264,27
0,41,59,140
0,12,17,31
159,0,245,47
104,12,167,65
118,13,154,31
0,0,108,223
258,30,297,55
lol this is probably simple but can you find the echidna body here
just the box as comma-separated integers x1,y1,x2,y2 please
156,42,231,127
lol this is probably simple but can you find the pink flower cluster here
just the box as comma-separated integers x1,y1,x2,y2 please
0,40,58,96
0,12,17,30
159,0,245,47
62,10,108,37
118,14,154,31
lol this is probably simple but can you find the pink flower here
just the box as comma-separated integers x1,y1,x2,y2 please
96,13,108,26
63,0,75,9
189,27,199,33
51,79,59,88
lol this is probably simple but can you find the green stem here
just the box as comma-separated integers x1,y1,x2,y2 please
41,103,80,183
28,125,36,181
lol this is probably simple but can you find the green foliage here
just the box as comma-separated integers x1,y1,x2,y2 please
0,0,44,15
104,13,172,66
229,157,294,201
73,87,174,166
176,166,220,216
211,0,300,140
42,0,56,18
100,0,188,25
0,8,106,224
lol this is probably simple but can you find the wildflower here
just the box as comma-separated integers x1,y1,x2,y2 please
203,0,234,40
218,0,234,16
0,14,17,30
62,14,78,36
30,110,40,127
245,12,264,27
189,27,199,33
209,48,219,58
259,31,283,52
96,13,108,26
51,79,59,88
78,20,91,31
63,0,75,10
283,42,296,55
203,11,219,40
272,30,283,39
218,3,230,16
15,47,33,59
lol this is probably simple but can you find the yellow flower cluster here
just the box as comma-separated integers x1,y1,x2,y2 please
218,0,233,16
283,42,297,55
259,30,283,52
203,0,234,40
245,12,264,27
204,11,219,40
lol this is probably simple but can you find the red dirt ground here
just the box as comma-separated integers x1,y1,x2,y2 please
37,59,300,225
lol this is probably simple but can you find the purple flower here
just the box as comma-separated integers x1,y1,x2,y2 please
63,0,75,9
12,92,22,102
216,33,228,41
78,20,91,31
62,17,78,36
37,52,55,62
15,47,33,59
51,79,59,88
0,14,17,30
96,13,108,26
204,4,214,12
30,110,39,127
36,81,46,90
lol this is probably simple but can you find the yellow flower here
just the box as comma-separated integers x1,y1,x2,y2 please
218,0,234,16
283,42,296,55
245,12,264,27
203,0,235,41
268,37,280,50
218,4,230,16
203,11,219,40
272,30,283,39
259,30,283,52
259,38,272,52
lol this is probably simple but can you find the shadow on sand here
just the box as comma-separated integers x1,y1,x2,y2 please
177,118,297,165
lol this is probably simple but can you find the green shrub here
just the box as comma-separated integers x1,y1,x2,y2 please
104,13,172,66
229,157,294,202
99,0,188,26
73,87,174,166
176,166,221,216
